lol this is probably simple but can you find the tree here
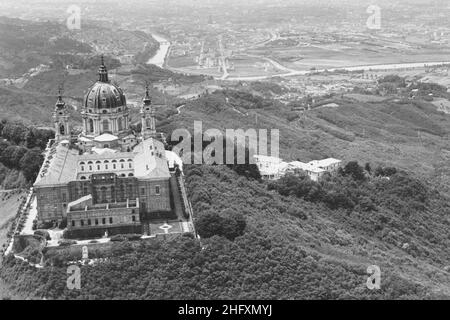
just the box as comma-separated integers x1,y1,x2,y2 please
195,211,224,239
220,209,246,240
19,149,43,182
342,161,366,181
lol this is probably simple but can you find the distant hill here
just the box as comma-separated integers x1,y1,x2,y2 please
163,90,450,182
0,16,92,79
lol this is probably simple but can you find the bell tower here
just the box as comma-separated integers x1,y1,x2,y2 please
140,85,156,140
53,86,71,142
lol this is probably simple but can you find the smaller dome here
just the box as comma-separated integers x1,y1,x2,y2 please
84,82,126,111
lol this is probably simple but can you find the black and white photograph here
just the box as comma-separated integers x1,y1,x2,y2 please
0,0,449,306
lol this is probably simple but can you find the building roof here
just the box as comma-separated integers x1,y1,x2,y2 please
288,161,325,174
308,158,341,168
93,133,119,142
166,150,183,171
79,136,92,142
133,138,170,179
253,155,283,163
34,143,79,187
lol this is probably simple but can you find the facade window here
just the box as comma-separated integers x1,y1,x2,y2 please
102,119,109,132
72,220,75,227
109,217,113,224
129,163,132,169
97,165,101,170
120,185,125,201
102,218,106,224
101,187,107,203
88,219,91,226
95,219,99,225
132,215,135,222
89,165,92,171
155,186,160,195
88,119,94,133
81,220,84,226
81,166,84,171
62,193,66,202
113,164,116,169
121,163,124,169
141,188,145,196
105,165,108,170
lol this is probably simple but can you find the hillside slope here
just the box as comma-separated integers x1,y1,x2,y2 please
0,165,448,299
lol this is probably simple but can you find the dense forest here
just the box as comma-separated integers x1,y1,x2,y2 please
0,119,53,189
1,163,448,299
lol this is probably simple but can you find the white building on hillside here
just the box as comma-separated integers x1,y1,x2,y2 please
254,155,342,182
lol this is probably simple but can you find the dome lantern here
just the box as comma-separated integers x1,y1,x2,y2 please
98,54,109,83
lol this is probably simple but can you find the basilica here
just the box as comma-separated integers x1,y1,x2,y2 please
34,59,185,239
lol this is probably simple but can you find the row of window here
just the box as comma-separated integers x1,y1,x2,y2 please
69,185,160,202
79,173,134,180
71,215,136,227
81,162,133,172
80,159,133,165
86,117,126,133
87,107,123,113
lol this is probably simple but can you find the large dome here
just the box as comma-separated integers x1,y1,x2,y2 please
83,58,126,111
84,81,126,111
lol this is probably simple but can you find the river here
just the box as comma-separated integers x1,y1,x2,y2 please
147,34,171,68
226,60,450,81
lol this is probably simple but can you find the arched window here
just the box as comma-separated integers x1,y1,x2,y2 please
80,176,86,180
128,173,134,177
59,124,65,135
118,117,123,131
102,119,109,132
88,119,94,133
146,118,152,128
